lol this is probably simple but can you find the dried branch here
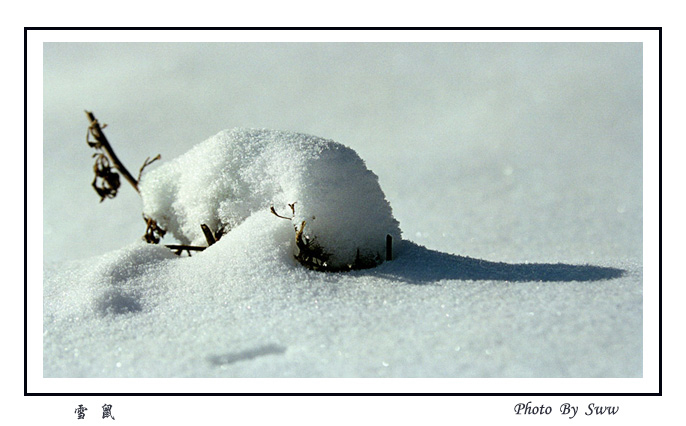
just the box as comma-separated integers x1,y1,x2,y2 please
293,220,332,271
85,111,140,193
137,154,162,183
165,244,206,256
143,215,166,244
85,111,161,196
270,206,292,220
85,111,169,245
201,224,217,246
269,203,388,271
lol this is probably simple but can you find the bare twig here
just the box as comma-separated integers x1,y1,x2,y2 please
200,224,217,246
85,111,140,193
143,215,166,244
165,244,207,256
137,154,162,183
270,205,293,220
85,111,169,245
293,220,331,271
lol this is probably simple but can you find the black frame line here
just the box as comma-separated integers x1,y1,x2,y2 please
25,26,662,397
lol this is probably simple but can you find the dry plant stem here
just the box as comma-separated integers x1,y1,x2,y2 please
270,206,292,220
165,244,206,252
143,214,166,244
85,111,140,193
137,155,162,183
86,111,169,247
200,224,217,246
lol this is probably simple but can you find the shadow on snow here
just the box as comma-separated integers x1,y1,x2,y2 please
208,344,287,366
371,241,625,284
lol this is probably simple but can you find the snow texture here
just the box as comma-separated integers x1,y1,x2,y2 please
43,219,635,378
42,42,643,379
139,128,401,269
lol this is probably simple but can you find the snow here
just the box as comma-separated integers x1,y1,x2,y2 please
43,226,637,378
138,128,401,269
40,42,644,381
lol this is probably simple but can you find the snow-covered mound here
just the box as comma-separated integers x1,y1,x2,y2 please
139,128,401,270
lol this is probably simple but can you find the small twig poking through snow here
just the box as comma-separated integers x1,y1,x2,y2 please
164,244,206,256
270,206,291,220
137,154,162,183
294,220,332,271
163,223,224,256
270,205,329,269
270,203,297,220
201,224,217,246
83,113,223,254
270,203,387,272
85,111,143,194
143,214,166,244
85,111,167,243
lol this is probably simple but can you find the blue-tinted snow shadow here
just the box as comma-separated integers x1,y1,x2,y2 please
207,344,287,366
371,241,625,284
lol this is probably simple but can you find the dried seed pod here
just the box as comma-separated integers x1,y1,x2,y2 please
91,153,120,201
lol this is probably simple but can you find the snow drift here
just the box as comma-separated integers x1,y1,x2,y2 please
40,42,643,382
139,128,402,270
